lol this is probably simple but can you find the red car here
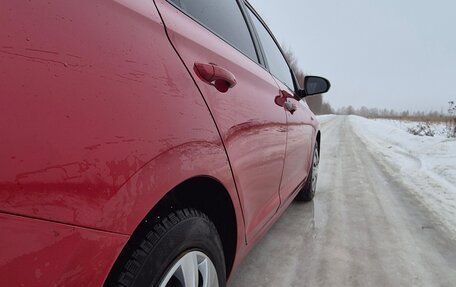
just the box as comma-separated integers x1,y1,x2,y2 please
0,0,330,286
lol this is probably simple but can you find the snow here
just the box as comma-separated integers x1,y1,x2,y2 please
373,119,450,138
315,114,337,124
347,115,456,234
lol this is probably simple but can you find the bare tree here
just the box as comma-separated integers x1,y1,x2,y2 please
320,101,334,114
306,96,323,114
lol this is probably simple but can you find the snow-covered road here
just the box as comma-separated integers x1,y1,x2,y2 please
229,115,456,286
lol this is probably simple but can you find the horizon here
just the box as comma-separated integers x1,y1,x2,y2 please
249,0,456,113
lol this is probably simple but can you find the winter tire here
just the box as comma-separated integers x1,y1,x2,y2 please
106,208,226,287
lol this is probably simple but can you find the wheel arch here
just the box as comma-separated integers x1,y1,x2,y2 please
105,176,239,284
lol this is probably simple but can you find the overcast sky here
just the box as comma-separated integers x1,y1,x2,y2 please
249,0,456,112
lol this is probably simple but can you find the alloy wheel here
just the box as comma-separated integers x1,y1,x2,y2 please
311,147,319,193
159,251,219,287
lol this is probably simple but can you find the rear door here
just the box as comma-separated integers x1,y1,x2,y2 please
245,5,315,202
154,0,287,241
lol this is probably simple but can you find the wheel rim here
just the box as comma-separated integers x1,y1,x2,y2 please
311,147,319,193
158,251,219,287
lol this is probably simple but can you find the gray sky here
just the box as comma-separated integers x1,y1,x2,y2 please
249,0,456,112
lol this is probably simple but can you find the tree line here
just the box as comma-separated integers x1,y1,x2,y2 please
282,45,455,136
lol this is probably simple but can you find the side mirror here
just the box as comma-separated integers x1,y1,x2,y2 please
300,76,331,97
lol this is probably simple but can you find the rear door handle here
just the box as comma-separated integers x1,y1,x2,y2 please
194,63,237,93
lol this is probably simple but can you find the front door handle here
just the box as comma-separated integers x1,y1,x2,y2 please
284,101,297,114
194,62,237,93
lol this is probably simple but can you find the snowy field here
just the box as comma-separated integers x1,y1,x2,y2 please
345,115,456,234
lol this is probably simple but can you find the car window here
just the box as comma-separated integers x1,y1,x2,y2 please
246,7,295,90
169,0,258,62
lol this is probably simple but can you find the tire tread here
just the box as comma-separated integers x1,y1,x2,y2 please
108,208,215,287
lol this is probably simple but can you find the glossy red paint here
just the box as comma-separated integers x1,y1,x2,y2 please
0,212,128,286
154,0,288,243
1,0,243,284
0,0,242,234
277,83,316,203
0,0,323,285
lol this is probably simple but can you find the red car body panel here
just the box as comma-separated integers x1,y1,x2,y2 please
1,0,244,284
0,0,320,285
0,0,243,234
275,81,315,202
154,0,288,242
0,213,128,286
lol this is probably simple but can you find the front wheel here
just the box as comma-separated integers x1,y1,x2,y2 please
295,141,319,202
106,208,226,287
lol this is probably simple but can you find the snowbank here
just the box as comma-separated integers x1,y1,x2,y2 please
373,119,450,138
349,115,456,233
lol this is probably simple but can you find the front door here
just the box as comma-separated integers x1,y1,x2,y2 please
245,5,314,202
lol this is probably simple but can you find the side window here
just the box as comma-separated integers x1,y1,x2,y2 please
246,8,295,90
169,0,258,62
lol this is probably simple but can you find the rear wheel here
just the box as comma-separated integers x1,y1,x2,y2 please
106,208,226,287
295,141,319,202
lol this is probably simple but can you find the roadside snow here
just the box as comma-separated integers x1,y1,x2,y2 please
373,119,449,138
349,115,456,234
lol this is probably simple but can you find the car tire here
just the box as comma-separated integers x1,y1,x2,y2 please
295,141,319,202
106,208,226,287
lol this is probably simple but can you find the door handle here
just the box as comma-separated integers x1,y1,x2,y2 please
284,101,297,114
194,62,237,93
